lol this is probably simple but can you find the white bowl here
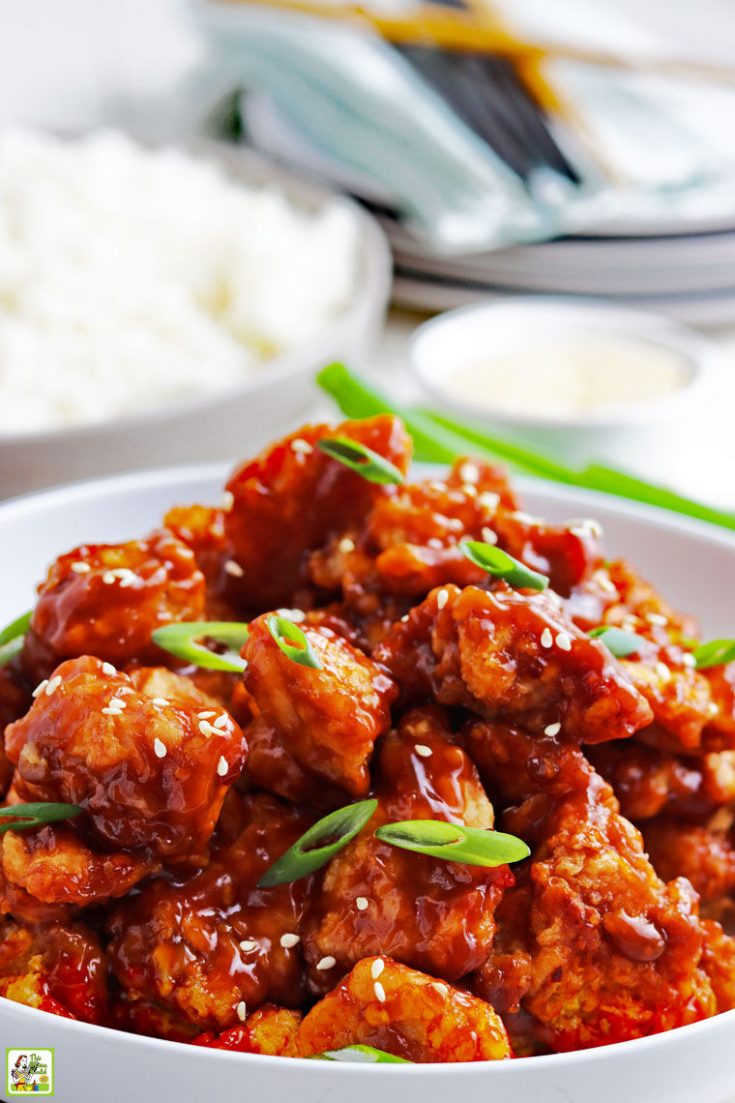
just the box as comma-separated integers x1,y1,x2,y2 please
0,146,392,501
1,462,734,1102
409,298,720,467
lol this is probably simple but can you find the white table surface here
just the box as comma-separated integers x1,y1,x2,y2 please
1,0,735,510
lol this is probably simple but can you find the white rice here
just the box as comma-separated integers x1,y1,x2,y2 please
0,129,359,434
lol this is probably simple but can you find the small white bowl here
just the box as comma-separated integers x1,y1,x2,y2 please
409,298,720,465
0,145,392,500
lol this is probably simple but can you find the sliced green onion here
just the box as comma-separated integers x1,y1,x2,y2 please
460,541,549,592
267,615,321,670
0,802,82,836
258,799,378,887
317,437,405,486
0,610,32,667
588,625,647,659
693,639,735,670
152,621,249,673
314,1046,410,1064
375,819,530,867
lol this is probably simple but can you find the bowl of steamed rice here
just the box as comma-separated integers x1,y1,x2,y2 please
0,129,391,497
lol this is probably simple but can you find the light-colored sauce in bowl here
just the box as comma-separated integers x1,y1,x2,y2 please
449,336,691,420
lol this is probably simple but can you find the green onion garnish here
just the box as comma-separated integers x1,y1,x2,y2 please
317,437,405,486
0,610,32,668
588,626,647,658
375,819,530,867
258,799,378,888
314,1046,410,1064
152,621,250,673
693,639,735,670
266,615,321,670
460,541,549,592
0,801,82,836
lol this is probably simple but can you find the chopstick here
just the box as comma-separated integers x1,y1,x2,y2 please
317,363,735,535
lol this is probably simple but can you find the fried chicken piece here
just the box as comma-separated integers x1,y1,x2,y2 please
468,722,716,1051
623,652,715,752
303,707,512,988
604,559,699,642
108,793,313,1035
224,415,412,611
589,743,735,822
643,817,735,905
241,716,347,810
242,616,395,799
0,918,108,1023
21,530,205,682
376,585,651,744
704,661,735,746
5,656,247,864
193,1006,302,1055
297,957,511,1063
163,503,230,589
1,824,155,916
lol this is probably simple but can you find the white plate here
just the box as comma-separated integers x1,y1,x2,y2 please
1,463,735,1102
0,145,392,501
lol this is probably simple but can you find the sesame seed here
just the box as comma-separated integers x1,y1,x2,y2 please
236,1001,247,1022
355,897,369,912
415,744,433,758
151,697,170,707
459,462,480,484
540,628,553,649
102,707,122,716
221,491,235,512
682,653,696,668
108,698,126,710
280,933,301,949
462,483,478,498
32,680,48,698
656,662,672,682
556,632,572,652
429,481,446,493
436,589,448,610
544,722,562,736
374,981,386,1003
213,714,229,730
338,537,356,554
400,614,409,623
371,959,385,980
153,738,167,758
291,438,313,456
316,956,336,971
481,526,498,545
239,939,258,952
217,756,228,777
197,711,216,719
427,537,443,549
199,720,216,737
45,675,62,696
434,982,449,997
708,702,719,717
119,574,137,589
101,662,117,675
70,560,91,574
478,491,500,513
102,571,116,584
225,560,244,578
646,613,668,626
511,511,537,525
276,608,305,622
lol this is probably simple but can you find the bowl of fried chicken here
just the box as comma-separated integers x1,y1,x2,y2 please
0,413,734,1103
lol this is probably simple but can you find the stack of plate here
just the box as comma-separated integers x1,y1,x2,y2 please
241,93,735,326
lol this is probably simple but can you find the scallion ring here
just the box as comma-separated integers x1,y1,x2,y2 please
375,819,530,867
267,615,321,670
0,802,82,836
258,799,378,887
0,610,32,668
460,541,548,592
692,639,735,670
317,437,405,486
314,1046,410,1064
588,625,647,659
152,621,250,673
